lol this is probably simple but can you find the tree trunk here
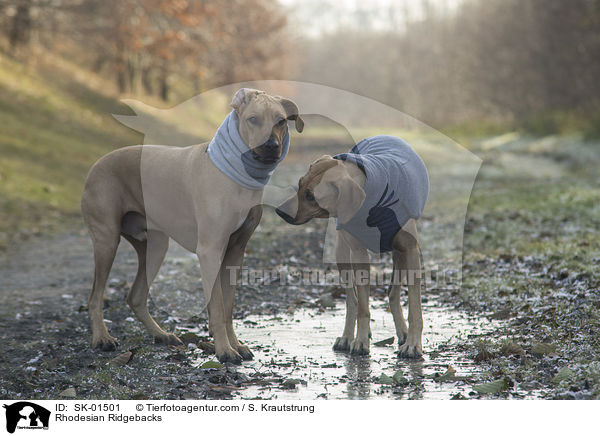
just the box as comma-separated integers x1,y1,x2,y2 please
117,68,127,94
9,0,32,54
142,67,154,95
127,55,137,94
115,38,127,94
159,69,169,101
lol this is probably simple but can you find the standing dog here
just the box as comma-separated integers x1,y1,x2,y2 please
81,88,303,363
276,136,428,358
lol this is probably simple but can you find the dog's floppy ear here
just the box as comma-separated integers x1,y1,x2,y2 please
278,97,304,133
231,88,264,112
336,175,365,224
316,163,365,223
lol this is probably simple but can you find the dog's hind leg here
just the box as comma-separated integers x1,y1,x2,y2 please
393,220,423,358
390,251,409,346
123,229,182,346
87,226,120,351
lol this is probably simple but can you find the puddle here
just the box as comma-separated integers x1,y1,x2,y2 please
196,298,507,399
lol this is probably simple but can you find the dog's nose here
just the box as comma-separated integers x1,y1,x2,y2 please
264,136,279,150
275,207,297,224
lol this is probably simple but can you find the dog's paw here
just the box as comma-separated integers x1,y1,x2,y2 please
216,346,243,365
154,333,184,346
333,336,352,352
92,335,119,351
236,344,254,361
398,343,423,359
350,338,370,355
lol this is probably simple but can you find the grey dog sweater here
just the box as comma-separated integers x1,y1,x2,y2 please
333,135,429,253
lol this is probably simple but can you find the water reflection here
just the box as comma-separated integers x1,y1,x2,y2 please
405,361,425,399
207,298,508,399
342,354,372,399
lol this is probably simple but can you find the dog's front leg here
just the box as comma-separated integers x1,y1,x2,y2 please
347,235,371,355
390,250,409,346
219,205,262,361
196,237,242,364
350,261,371,355
333,231,356,352
219,252,253,360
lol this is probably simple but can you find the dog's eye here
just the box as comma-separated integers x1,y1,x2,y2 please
277,118,286,126
247,116,259,125
305,190,315,202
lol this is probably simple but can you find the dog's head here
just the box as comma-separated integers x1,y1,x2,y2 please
231,88,304,164
276,155,365,225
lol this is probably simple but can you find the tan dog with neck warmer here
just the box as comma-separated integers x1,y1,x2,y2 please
81,88,303,363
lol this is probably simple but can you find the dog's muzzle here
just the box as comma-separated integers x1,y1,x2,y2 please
275,207,298,224
252,138,281,164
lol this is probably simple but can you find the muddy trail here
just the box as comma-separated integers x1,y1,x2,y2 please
0,213,580,401
0,217,513,400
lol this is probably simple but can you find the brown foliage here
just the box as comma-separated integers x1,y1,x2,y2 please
0,0,291,100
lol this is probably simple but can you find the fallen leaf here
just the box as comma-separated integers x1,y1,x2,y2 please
392,370,409,386
198,342,216,354
374,337,395,347
110,351,133,366
531,342,557,357
282,378,306,389
179,332,201,345
59,387,76,398
435,366,457,382
552,367,575,384
500,342,525,356
473,378,509,394
200,361,224,369
378,373,395,385
208,386,239,393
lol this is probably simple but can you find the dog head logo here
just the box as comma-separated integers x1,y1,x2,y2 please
3,402,50,433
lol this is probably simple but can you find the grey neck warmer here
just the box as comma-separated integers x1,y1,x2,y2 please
207,110,290,190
